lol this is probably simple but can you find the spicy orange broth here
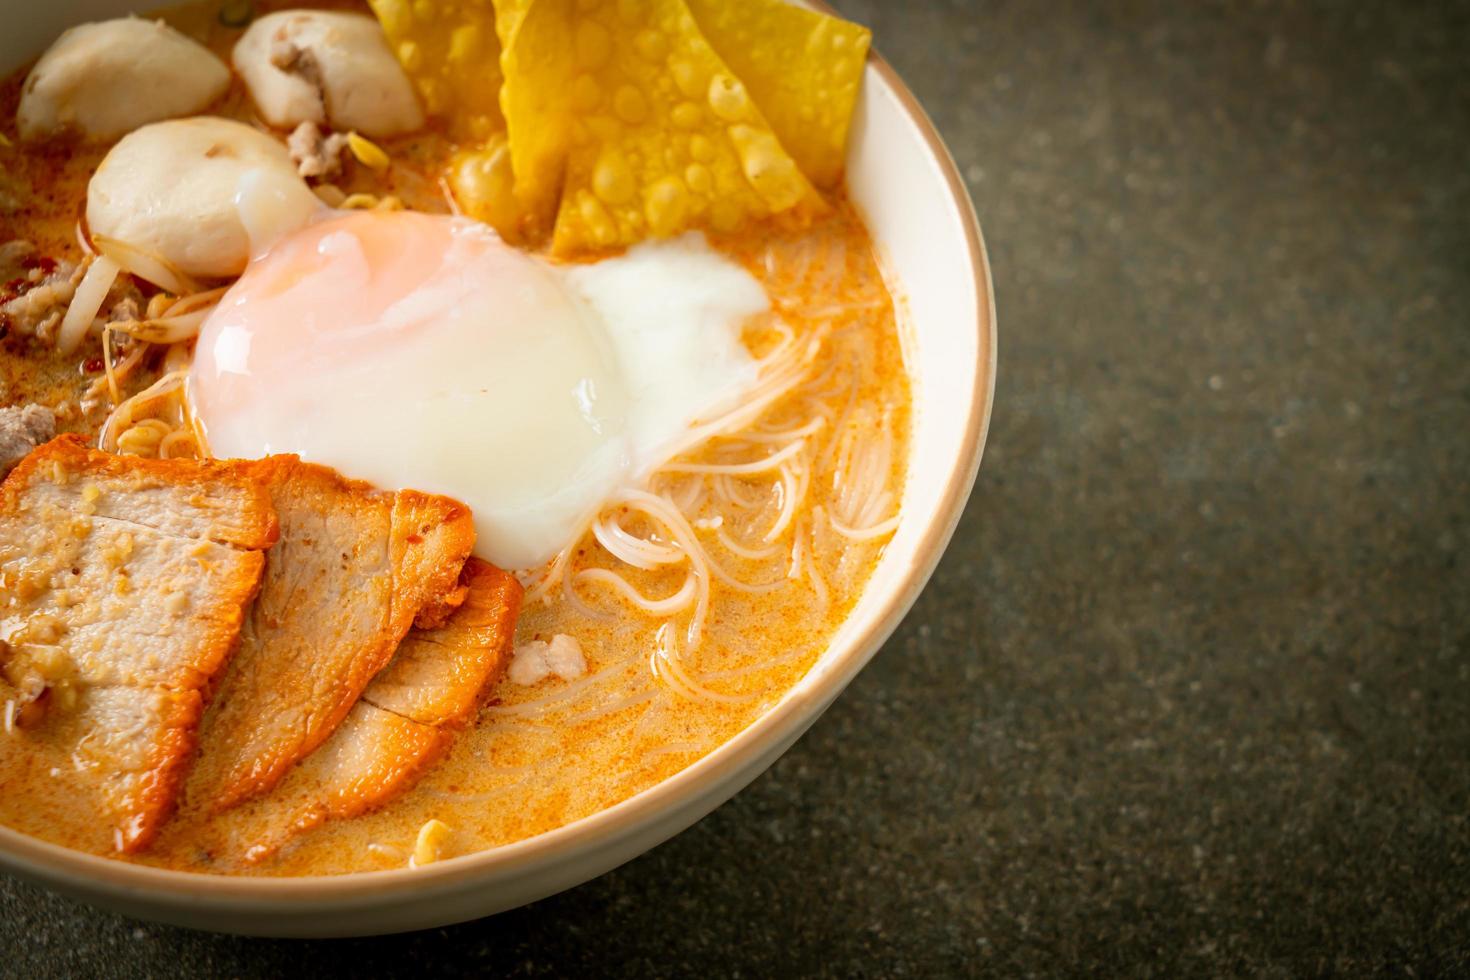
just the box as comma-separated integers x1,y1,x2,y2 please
0,0,910,874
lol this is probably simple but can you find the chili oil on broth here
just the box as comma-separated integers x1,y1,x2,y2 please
0,67,118,433
0,1,911,875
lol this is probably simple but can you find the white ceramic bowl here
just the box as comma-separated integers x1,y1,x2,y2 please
0,3,996,936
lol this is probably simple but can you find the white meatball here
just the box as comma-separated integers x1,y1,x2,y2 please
17,18,230,143
86,118,321,279
233,11,424,139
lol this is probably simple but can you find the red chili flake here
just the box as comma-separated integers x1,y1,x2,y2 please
19,255,57,275
82,356,105,373
2,277,25,294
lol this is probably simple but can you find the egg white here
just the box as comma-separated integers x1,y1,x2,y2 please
189,211,767,569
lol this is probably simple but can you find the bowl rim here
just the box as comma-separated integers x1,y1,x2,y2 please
0,35,997,908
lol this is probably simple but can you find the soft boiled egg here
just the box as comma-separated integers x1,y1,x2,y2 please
188,210,767,569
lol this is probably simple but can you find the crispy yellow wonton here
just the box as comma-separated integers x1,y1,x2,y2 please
369,0,504,140
377,0,870,253
684,0,871,189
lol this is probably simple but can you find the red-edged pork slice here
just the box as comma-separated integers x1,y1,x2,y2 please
240,559,520,861
187,456,475,812
0,435,276,852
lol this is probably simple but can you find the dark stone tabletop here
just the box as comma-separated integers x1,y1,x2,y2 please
3,0,1467,975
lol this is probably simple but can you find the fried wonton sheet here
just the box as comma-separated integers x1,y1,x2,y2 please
684,0,870,189
405,0,870,253
368,0,504,139
502,0,822,254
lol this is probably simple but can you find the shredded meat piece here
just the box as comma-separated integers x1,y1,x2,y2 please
287,120,349,179
0,405,55,477
106,294,142,326
102,271,144,325
0,240,140,346
269,28,326,111
268,31,302,71
0,242,80,341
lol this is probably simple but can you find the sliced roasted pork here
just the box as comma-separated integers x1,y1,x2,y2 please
358,559,523,728
188,456,475,812
0,435,276,851
240,559,521,860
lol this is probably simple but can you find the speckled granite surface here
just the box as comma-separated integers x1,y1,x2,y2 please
3,0,1468,975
